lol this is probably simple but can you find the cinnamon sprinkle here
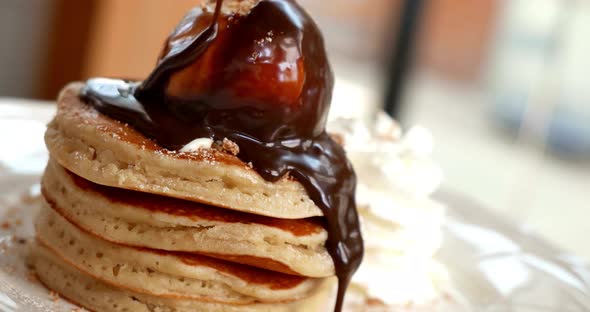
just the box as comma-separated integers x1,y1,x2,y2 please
221,138,240,155
49,290,60,302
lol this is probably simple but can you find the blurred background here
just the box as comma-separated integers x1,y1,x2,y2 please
1,0,589,260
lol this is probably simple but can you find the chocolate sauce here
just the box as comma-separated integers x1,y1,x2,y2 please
81,0,362,310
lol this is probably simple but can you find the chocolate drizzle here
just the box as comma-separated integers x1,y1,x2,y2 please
81,0,362,311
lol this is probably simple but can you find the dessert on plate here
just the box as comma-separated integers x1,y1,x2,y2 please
29,0,451,311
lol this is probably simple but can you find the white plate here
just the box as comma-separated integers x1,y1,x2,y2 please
1,101,589,311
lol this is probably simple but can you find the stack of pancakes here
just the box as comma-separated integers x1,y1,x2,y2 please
29,83,336,311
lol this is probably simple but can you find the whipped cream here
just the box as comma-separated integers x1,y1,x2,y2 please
180,138,214,153
328,113,443,197
328,114,449,307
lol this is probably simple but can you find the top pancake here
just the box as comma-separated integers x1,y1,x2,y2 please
45,83,323,219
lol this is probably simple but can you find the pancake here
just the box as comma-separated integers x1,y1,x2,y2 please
29,243,335,312
45,83,323,219
35,204,322,303
41,160,334,277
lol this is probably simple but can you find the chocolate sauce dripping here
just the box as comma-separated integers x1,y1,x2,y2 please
81,1,362,311
136,0,223,97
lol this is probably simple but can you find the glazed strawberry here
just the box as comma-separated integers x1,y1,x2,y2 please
165,14,306,109
146,0,332,140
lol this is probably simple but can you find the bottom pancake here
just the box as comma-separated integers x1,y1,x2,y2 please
35,202,320,304
29,244,335,312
